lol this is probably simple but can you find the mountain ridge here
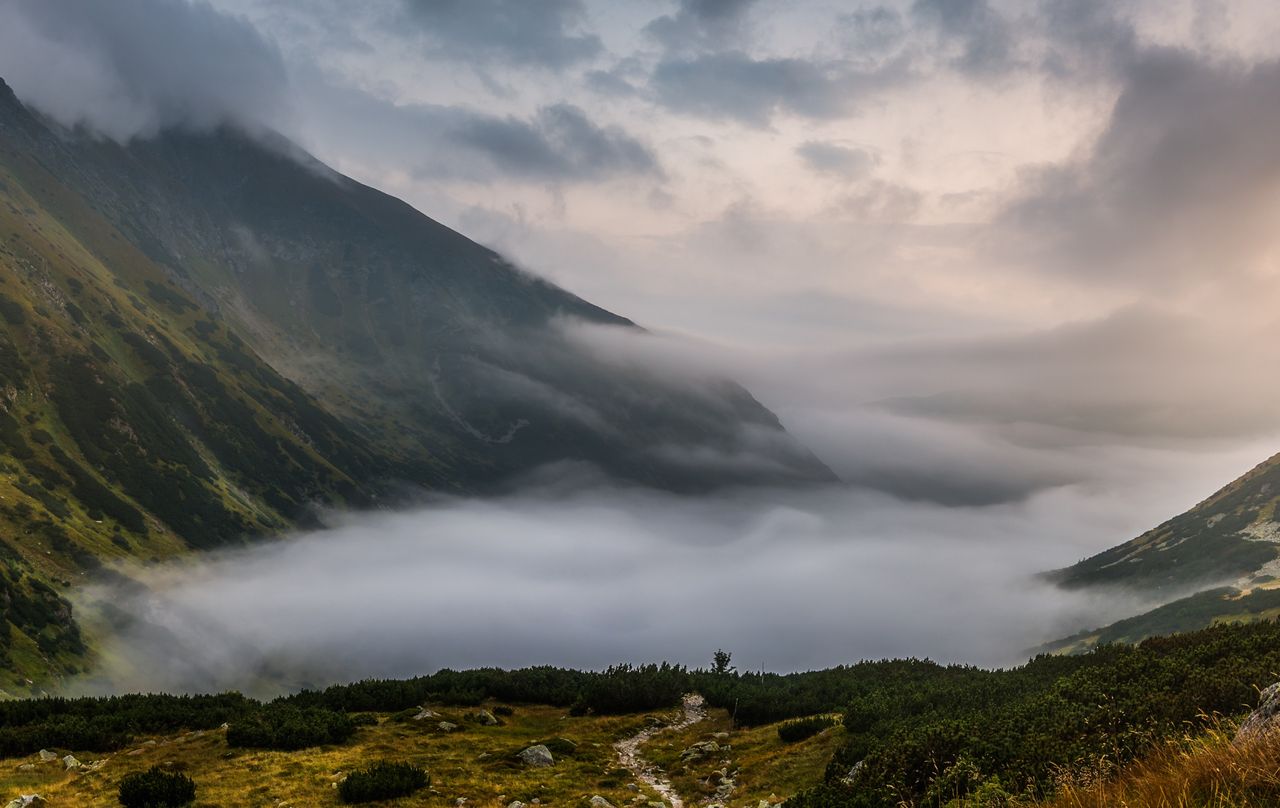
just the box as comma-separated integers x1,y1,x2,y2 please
0,76,833,686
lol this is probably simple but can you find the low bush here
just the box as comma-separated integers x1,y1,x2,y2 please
779,715,838,743
226,705,354,751
338,761,429,804
118,766,196,808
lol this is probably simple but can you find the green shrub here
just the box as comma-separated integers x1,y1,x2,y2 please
338,761,429,803
226,705,354,751
118,766,195,807
778,715,838,743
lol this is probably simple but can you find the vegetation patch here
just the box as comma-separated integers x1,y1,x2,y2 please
117,766,196,808
337,760,429,804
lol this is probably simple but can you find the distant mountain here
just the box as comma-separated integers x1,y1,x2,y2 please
0,77,832,686
1044,451,1280,652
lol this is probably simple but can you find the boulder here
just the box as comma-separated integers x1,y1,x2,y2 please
507,802,526,808
589,797,615,808
61,755,80,771
1237,681,1280,743
437,722,459,733
517,744,554,768
4,796,46,808
36,750,55,763
470,710,499,726
413,708,439,721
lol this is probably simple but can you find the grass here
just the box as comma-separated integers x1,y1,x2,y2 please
1034,719,1280,808
0,699,844,806
639,706,844,804
0,702,667,807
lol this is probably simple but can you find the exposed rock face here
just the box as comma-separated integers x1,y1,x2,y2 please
517,744,555,768
1236,681,1280,743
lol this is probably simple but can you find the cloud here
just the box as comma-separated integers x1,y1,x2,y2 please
1000,49,1280,285
796,141,878,180
650,50,911,125
76,477,1152,694
0,0,289,141
398,0,602,69
644,0,762,52
292,69,660,184
446,103,662,181
911,0,1018,76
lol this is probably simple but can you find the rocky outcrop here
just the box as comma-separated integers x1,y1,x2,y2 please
1236,681,1280,743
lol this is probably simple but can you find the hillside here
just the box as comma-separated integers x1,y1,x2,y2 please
1042,450,1280,650
0,75,832,687
0,622,1279,807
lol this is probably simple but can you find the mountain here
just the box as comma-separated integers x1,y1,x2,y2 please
0,77,832,687
1044,450,1280,652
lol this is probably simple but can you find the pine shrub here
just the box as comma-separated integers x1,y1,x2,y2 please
338,760,429,803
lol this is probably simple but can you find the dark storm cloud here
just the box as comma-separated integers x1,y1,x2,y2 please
398,0,602,69
650,50,911,126
0,0,289,140
796,141,877,180
1001,49,1280,284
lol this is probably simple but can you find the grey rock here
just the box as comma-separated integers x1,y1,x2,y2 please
507,802,526,808
413,708,439,721
589,797,615,808
470,709,498,726
36,750,55,763
1237,681,1280,743
437,721,459,732
517,744,554,767
61,755,80,771
4,796,47,808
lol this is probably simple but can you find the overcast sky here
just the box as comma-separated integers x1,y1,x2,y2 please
6,0,1280,681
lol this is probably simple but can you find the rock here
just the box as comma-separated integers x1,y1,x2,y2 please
626,784,639,792
36,750,55,763
413,708,439,721
437,721,459,732
840,760,865,786
61,755,80,771
1237,681,1280,743
455,799,467,807
517,744,554,768
469,709,498,726
712,732,730,739
680,740,720,761
507,802,526,808
16,763,33,772
589,797,615,808
4,796,47,808
644,715,666,727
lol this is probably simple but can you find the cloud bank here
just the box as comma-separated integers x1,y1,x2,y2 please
80,477,1157,695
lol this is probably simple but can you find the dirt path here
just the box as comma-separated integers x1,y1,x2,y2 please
614,693,706,808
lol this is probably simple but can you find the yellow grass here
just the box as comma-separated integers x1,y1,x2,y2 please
0,703,666,807
1034,721,1280,808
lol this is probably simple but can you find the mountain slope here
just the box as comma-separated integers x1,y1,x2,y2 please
0,78,832,493
1045,451,1280,651
0,76,833,686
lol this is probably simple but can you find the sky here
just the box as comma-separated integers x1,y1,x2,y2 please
5,0,1280,683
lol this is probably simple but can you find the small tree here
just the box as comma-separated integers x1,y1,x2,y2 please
712,649,735,676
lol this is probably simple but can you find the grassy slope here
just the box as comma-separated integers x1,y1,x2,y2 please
1052,452,1280,595
0,128,405,687
0,701,835,807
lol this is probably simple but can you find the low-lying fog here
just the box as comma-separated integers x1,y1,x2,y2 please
77,452,1249,696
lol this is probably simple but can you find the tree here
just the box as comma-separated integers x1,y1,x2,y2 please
712,649,735,676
